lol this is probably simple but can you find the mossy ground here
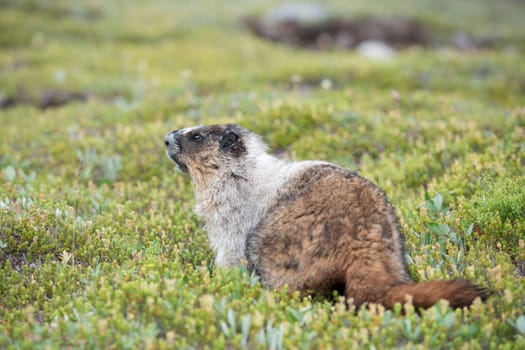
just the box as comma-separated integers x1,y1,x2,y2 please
1,1,524,349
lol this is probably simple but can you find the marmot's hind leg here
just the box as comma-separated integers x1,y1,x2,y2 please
262,260,398,308
290,267,347,299
343,260,401,309
255,256,348,299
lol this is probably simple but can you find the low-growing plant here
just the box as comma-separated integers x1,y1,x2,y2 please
468,176,525,253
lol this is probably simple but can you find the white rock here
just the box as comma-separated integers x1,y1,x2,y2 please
264,3,331,26
356,40,396,61
320,78,332,90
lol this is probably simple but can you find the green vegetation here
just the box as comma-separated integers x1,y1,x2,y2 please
1,0,524,348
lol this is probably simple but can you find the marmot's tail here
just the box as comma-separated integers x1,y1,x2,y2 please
383,280,490,309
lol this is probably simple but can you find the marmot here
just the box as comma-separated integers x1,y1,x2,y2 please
164,124,488,309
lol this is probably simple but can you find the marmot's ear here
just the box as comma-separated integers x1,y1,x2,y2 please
220,131,239,150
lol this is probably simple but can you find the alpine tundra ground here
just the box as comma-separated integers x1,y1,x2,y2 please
1,0,524,349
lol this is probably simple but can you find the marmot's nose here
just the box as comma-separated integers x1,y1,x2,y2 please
164,130,180,147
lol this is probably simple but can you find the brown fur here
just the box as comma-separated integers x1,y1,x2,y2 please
382,280,488,309
246,164,488,309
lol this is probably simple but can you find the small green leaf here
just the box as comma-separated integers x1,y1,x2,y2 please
227,309,236,333
4,165,16,182
433,193,443,211
241,314,251,346
442,312,456,329
464,223,474,236
428,222,450,236
516,315,525,334
220,321,230,337
424,232,432,244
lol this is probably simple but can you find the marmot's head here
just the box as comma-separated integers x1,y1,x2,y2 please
164,124,263,186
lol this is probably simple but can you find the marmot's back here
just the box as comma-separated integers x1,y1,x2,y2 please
246,164,487,309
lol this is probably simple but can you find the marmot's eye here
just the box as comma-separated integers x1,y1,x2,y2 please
190,133,203,142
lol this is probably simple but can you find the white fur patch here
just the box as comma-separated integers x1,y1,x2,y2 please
192,129,326,267
180,126,204,135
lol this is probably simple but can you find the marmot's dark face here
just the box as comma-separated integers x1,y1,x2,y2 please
164,124,247,177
